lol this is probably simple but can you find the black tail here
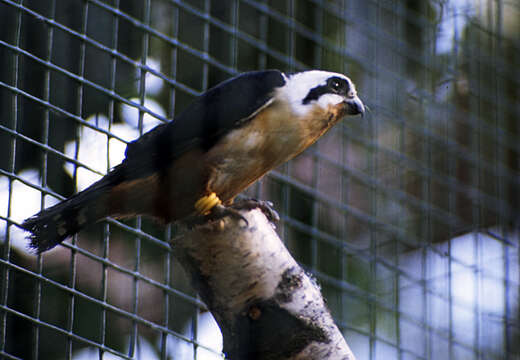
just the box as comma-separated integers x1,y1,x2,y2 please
21,176,115,253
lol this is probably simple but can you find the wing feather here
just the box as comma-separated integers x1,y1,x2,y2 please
119,70,286,181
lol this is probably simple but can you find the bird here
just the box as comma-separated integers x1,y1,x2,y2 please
22,69,365,253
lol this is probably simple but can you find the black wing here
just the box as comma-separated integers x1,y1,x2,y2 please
117,70,286,181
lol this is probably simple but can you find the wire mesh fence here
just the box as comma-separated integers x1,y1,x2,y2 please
0,0,518,359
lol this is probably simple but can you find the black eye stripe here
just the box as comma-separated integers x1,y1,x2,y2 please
302,84,328,105
328,77,348,91
302,77,350,104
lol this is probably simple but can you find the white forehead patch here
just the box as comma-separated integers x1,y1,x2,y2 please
277,70,352,116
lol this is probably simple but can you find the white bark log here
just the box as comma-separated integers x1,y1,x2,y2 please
170,208,355,360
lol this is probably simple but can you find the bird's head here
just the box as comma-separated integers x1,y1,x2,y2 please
279,70,365,118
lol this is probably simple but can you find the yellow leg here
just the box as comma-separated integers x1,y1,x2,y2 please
194,192,222,215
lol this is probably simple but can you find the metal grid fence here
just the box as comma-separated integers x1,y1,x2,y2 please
0,0,518,359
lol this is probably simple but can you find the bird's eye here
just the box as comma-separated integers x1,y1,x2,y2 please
328,78,343,92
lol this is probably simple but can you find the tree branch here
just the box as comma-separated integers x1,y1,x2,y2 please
170,208,355,360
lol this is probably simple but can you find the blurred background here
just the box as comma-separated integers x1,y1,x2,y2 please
0,0,518,359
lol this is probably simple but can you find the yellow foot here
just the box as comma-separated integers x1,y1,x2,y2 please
194,192,222,215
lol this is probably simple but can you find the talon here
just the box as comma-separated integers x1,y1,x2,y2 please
211,204,249,226
195,192,222,215
232,198,280,223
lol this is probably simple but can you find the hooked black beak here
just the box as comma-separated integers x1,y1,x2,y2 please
344,96,365,117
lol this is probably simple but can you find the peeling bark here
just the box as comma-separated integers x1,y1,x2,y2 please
170,209,355,360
